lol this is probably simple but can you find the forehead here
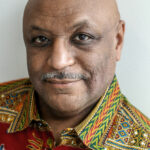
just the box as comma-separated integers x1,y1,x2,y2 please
24,0,115,33
28,0,107,15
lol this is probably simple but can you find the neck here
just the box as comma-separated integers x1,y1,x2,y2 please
37,98,96,144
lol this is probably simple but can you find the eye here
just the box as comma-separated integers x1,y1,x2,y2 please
31,35,50,47
75,34,89,41
72,33,95,44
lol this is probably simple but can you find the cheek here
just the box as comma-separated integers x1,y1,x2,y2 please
78,48,116,95
27,50,47,75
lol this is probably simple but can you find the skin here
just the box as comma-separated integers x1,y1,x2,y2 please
23,0,125,143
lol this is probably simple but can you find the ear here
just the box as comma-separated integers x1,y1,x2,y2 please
115,20,125,61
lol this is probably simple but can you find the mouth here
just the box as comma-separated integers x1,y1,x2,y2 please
44,79,81,88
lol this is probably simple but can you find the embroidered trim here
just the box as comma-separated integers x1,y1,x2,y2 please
106,138,146,150
26,132,43,150
78,76,121,149
122,101,150,131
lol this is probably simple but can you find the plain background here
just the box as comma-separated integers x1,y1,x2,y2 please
0,0,150,117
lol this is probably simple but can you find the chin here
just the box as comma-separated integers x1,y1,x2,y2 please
46,94,88,116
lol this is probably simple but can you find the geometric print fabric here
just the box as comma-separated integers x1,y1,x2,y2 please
109,107,150,149
112,114,133,145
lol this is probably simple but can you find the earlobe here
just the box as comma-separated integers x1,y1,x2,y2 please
115,20,125,61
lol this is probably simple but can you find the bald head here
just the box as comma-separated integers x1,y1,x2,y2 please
24,0,120,32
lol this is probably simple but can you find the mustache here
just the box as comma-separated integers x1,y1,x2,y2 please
41,72,88,81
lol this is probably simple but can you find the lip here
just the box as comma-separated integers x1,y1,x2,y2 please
44,79,81,88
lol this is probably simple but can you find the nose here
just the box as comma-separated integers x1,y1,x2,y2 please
47,38,75,70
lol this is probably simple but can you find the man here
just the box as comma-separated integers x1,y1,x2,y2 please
0,0,149,149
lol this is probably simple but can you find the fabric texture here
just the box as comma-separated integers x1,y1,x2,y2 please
0,76,150,150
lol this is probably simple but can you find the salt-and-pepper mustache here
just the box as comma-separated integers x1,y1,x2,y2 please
41,72,88,81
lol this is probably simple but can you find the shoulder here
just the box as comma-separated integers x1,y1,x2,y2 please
121,95,150,131
0,78,33,124
0,78,32,93
105,95,150,149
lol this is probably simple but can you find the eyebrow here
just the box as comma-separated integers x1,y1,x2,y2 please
71,20,94,29
30,25,51,33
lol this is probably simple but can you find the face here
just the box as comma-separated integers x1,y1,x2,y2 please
23,0,125,116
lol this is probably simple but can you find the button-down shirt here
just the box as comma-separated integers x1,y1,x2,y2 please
0,76,150,150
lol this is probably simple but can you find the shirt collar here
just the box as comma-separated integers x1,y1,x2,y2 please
7,75,121,149
6,82,40,133
75,75,122,149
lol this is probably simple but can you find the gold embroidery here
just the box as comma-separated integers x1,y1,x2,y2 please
26,133,43,150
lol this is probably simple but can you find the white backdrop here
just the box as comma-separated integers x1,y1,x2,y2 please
0,0,150,117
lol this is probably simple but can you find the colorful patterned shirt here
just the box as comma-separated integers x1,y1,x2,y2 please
0,76,150,150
